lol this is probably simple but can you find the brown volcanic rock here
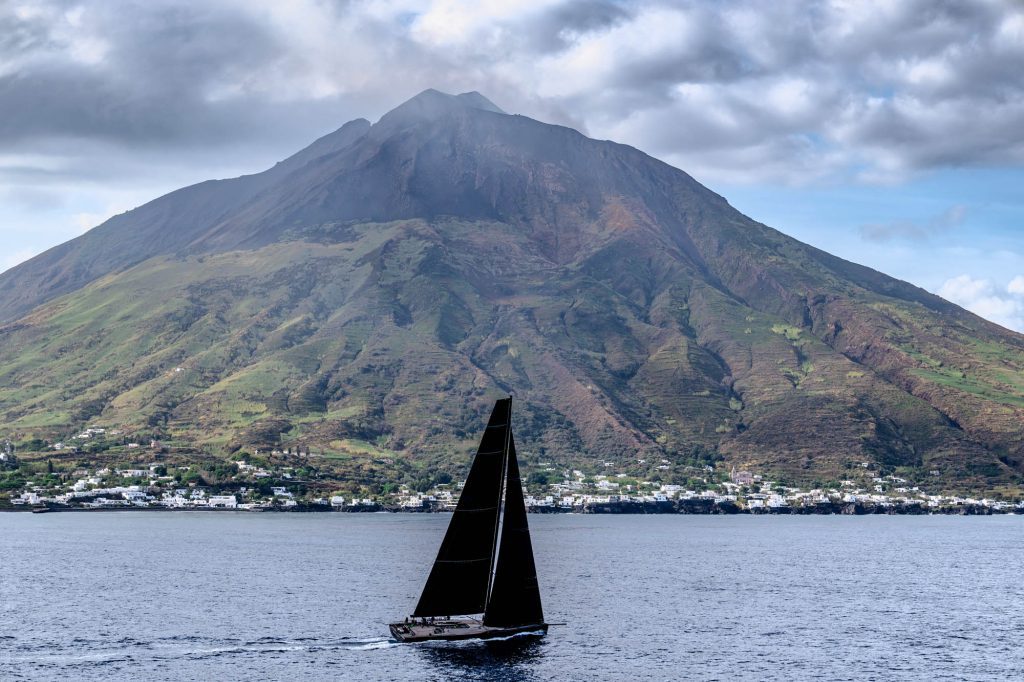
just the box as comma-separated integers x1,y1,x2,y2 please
0,90,1022,488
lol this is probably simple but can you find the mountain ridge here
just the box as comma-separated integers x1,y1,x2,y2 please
1,89,1022,491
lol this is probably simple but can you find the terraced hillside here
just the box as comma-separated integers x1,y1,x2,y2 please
1,90,1022,489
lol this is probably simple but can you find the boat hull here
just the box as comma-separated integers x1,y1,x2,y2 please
389,618,547,642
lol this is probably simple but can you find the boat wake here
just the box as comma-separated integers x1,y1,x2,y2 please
487,629,547,641
339,637,401,651
5,634,404,668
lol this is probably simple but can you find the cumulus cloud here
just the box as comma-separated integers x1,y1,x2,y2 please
0,0,1021,188
859,204,966,242
938,274,1024,332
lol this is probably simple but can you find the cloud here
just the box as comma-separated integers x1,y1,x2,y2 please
938,274,1024,332
0,0,1021,190
859,204,966,242
0,185,65,212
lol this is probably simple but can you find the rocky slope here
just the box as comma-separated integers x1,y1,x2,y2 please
1,90,1022,489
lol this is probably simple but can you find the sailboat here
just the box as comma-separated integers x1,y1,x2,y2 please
389,397,548,642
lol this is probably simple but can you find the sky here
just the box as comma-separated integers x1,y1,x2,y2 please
1,0,1023,330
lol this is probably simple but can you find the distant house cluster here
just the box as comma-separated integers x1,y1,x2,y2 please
4,426,1019,514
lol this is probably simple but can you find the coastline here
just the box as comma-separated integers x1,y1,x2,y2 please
3,500,1013,515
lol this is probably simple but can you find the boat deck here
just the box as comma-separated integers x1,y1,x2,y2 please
389,617,546,642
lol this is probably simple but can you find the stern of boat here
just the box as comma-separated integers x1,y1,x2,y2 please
389,622,413,642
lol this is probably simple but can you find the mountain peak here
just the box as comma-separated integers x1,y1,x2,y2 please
377,89,505,128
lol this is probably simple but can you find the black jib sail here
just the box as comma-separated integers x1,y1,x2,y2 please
483,432,545,627
412,398,510,617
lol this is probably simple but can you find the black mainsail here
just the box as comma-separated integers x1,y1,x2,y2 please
412,398,510,617
483,432,545,627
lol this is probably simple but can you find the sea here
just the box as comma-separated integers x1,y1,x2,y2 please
2,513,1023,681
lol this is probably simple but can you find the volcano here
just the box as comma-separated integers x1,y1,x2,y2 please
1,89,1022,488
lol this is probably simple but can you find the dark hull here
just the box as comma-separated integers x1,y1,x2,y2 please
389,618,547,643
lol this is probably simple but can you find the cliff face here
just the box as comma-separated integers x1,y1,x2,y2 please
1,89,1022,487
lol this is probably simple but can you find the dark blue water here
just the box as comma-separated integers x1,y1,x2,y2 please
2,513,1023,681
